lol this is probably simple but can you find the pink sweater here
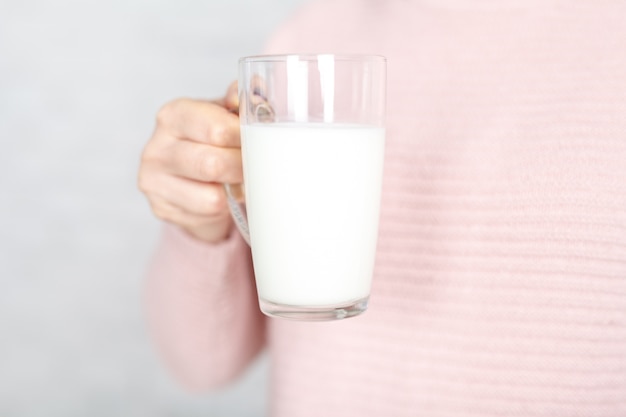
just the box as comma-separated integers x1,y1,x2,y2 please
145,1,626,415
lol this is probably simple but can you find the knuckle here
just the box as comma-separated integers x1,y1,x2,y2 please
198,151,222,180
211,189,228,212
209,124,226,145
143,126,176,164
197,188,227,215
151,204,169,221
140,148,168,183
210,124,233,147
137,164,159,195
156,98,186,127
152,203,177,223
137,172,149,194
155,102,174,127
140,142,162,165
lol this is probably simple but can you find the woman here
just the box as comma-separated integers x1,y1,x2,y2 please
138,1,626,415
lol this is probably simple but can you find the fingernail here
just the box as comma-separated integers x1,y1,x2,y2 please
252,87,268,101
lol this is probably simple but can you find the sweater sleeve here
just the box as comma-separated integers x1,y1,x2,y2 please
142,2,315,391
143,223,265,391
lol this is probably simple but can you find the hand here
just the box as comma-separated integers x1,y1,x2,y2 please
138,83,241,243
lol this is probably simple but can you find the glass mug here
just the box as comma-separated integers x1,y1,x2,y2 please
225,54,386,321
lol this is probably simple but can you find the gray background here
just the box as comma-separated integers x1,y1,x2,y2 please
0,0,306,415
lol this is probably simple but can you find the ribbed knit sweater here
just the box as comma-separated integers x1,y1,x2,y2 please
145,1,626,415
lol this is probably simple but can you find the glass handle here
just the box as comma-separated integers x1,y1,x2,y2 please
224,183,251,246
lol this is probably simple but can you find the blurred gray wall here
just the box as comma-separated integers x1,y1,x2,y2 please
0,1,306,416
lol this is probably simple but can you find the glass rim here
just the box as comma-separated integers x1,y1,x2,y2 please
239,53,386,64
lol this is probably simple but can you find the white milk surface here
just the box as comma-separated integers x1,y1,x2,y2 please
241,123,385,306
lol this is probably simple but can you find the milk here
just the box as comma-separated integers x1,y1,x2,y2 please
241,123,385,306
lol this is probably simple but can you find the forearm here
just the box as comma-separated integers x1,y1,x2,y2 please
143,223,266,391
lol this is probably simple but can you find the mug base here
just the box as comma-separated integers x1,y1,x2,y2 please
259,296,369,321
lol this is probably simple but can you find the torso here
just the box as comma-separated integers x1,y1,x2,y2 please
265,1,626,415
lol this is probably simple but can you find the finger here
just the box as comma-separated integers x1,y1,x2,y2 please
165,139,243,184
249,75,268,100
239,75,275,122
156,98,241,147
151,175,231,217
223,81,239,113
149,195,231,234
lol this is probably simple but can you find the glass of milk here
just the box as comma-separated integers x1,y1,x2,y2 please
225,54,386,321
